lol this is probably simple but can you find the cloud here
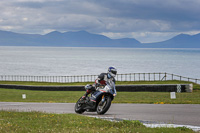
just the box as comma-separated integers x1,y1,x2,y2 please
97,0,200,21
0,0,200,42
101,31,178,43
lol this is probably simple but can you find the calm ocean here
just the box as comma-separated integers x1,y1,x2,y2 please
0,46,199,79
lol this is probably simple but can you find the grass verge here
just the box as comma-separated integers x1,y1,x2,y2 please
0,88,200,104
0,111,194,133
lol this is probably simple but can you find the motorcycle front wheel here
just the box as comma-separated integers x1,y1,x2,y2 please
97,96,111,115
74,97,85,114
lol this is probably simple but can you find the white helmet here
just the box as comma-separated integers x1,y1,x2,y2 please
108,67,117,78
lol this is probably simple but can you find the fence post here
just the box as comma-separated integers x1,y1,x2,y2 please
149,73,150,81
159,73,161,81
139,73,140,81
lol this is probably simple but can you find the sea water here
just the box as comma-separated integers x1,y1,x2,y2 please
0,46,199,79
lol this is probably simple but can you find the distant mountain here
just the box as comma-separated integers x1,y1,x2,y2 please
143,33,200,48
0,30,141,47
0,30,199,48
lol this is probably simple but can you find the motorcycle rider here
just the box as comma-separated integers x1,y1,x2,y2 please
81,67,117,105
95,66,117,97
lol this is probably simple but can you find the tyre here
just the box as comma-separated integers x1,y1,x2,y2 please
97,96,111,115
74,98,85,114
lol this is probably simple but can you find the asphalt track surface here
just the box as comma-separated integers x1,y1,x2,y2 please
0,102,200,127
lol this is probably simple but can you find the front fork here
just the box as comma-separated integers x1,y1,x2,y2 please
100,94,106,105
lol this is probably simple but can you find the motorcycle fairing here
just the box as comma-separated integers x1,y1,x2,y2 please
90,90,103,101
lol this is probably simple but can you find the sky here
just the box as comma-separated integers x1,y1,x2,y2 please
0,0,200,43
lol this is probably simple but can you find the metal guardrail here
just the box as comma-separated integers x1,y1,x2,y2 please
0,73,200,84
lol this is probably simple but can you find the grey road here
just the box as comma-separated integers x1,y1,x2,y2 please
0,102,200,127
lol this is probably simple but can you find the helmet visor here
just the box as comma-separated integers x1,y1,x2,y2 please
111,70,117,75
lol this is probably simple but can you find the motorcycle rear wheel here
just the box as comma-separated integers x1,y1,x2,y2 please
97,96,111,115
74,98,85,114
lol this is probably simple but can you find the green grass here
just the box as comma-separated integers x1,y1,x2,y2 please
0,88,200,104
0,111,194,133
0,88,81,103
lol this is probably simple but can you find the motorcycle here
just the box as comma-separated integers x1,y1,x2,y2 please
75,80,116,115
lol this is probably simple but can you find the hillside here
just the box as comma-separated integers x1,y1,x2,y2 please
0,30,141,47
143,33,200,48
0,30,199,48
